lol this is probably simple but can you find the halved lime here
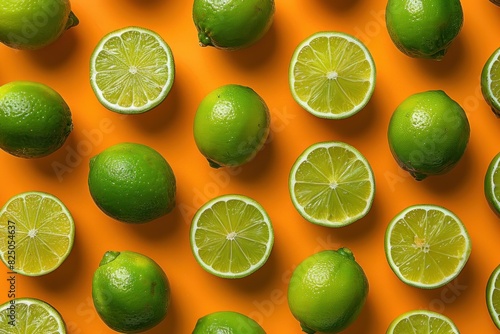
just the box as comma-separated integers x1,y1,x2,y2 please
289,31,376,119
90,26,175,114
487,264,500,329
190,194,274,279
0,298,66,333
289,141,375,227
0,191,75,276
385,205,471,289
485,152,500,216
481,47,500,116
386,310,459,334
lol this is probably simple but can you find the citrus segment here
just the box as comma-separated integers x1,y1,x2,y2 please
289,32,376,119
289,141,375,227
190,194,274,278
484,152,500,216
385,205,471,289
487,264,500,329
481,47,500,116
386,310,459,334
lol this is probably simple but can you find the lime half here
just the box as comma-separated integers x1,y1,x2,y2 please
90,26,175,114
0,298,66,333
289,141,375,227
487,264,500,330
386,310,459,334
289,31,376,119
190,194,274,279
481,47,500,116
385,205,471,289
0,191,75,276
485,152,500,216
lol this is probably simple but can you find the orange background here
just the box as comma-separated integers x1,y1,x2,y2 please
1,0,500,333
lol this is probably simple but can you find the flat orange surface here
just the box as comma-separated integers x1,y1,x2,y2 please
1,0,500,333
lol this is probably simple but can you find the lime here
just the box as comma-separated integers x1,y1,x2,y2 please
386,0,463,60
0,191,75,276
92,250,170,333
386,310,459,334
387,90,470,181
487,264,500,330
193,0,275,50
484,152,500,216
0,298,66,333
190,194,274,279
289,31,376,119
192,311,266,334
90,26,175,114
193,84,270,168
385,205,471,289
481,47,500,117
289,141,375,227
0,81,73,159
287,248,368,334
88,142,176,224
0,0,78,50
492,0,500,6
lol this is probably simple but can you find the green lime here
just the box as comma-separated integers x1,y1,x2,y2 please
0,298,67,333
0,191,75,276
491,0,500,6
0,81,73,159
289,141,375,227
88,142,176,224
487,264,500,330
384,204,471,289
287,248,368,334
481,47,500,117
289,31,376,119
386,0,463,60
90,26,175,114
387,90,470,181
386,310,459,334
190,194,274,279
192,311,266,333
193,84,270,168
0,0,78,50
193,0,275,50
484,152,500,216
92,251,170,333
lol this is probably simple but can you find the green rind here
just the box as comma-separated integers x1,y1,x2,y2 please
484,152,500,216
481,47,500,117
487,264,500,330
386,310,459,334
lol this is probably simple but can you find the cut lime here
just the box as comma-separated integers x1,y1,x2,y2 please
289,31,376,119
0,298,66,333
485,152,500,216
386,310,459,334
385,205,471,289
481,47,500,116
0,191,75,276
190,194,274,279
487,264,500,330
90,26,175,114
289,141,375,227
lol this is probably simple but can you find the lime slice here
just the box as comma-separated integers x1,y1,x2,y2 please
289,141,375,227
0,191,75,276
485,152,500,216
190,194,274,279
0,298,67,333
481,47,500,116
384,205,471,289
289,31,376,119
386,310,459,334
487,264,500,329
90,26,175,114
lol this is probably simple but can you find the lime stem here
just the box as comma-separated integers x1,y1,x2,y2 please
208,159,222,169
99,251,120,266
337,247,355,261
65,11,79,30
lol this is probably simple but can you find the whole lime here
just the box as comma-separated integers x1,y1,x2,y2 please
92,251,170,333
0,81,73,158
387,90,470,181
193,84,270,168
88,142,176,223
287,248,369,334
0,0,78,50
386,0,463,60
192,311,266,333
193,0,275,50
